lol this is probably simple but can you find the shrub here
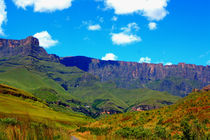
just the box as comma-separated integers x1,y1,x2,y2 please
173,133,181,139
115,127,132,138
181,119,191,139
76,127,89,133
0,118,18,126
157,117,163,125
115,126,152,139
155,125,167,139
76,127,112,135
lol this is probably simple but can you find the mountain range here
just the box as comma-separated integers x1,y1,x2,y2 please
0,36,209,139
1,36,209,97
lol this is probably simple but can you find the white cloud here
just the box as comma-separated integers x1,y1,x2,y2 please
88,24,101,31
12,0,73,12
0,0,7,35
97,16,104,23
111,23,141,45
111,33,141,45
102,53,118,61
148,22,157,30
121,22,140,32
165,62,172,65
207,60,210,65
112,16,118,21
139,57,151,63
102,0,169,21
33,31,58,48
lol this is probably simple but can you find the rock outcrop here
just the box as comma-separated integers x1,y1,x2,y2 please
202,85,210,92
60,56,210,96
0,36,59,62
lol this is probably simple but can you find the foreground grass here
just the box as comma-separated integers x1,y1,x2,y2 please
0,84,92,140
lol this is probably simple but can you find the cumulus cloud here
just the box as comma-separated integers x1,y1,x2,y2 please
112,16,118,21
111,23,141,45
121,22,140,33
165,62,172,65
207,60,210,65
148,22,157,30
12,0,73,12
33,31,58,48
111,33,141,45
102,0,169,21
102,53,118,61
88,24,101,31
139,57,151,63
0,0,7,35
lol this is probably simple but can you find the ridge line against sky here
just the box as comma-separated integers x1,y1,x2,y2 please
0,0,209,65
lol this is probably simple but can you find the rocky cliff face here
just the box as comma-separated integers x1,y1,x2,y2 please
60,56,210,96
0,36,59,62
0,36,209,97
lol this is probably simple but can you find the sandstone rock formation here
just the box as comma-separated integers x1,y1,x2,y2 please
61,56,210,96
0,36,59,62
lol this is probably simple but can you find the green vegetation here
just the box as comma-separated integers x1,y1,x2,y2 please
0,56,94,116
0,56,180,117
71,86,180,113
0,84,92,139
147,77,204,96
80,89,210,139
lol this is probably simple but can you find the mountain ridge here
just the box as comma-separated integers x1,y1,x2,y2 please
0,36,59,62
61,56,210,96
0,36,209,96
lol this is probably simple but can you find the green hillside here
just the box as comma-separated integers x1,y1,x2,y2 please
0,56,95,116
0,84,91,140
76,86,210,139
71,86,180,114
0,56,180,117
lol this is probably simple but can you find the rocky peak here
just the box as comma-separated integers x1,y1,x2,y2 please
0,36,39,48
23,36,39,47
0,36,59,62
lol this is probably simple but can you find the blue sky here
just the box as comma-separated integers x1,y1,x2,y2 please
0,0,209,65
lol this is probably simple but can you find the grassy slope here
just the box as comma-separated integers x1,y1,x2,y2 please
0,67,67,95
0,84,91,139
77,89,210,139
146,77,204,96
110,88,179,107
0,84,88,124
0,57,87,114
0,56,180,116
71,86,180,113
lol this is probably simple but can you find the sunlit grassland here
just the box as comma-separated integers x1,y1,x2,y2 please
76,90,210,139
0,67,69,96
0,84,93,140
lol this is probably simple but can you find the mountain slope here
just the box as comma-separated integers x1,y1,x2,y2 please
78,85,210,139
61,56,210,96
0,36,182,117
71,86,180,114
1,36,209,97
0,84,91,139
